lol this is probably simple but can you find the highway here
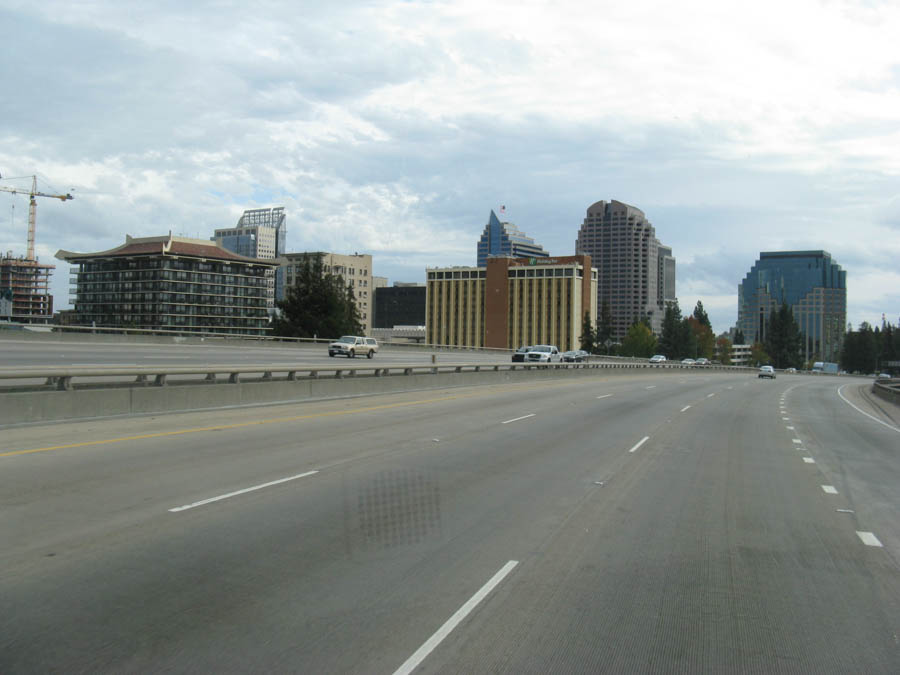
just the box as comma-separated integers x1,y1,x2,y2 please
2,372,899,672
0,338,500,369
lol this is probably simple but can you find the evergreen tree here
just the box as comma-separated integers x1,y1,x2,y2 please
273,254,363,338
580,311,596,353
596,300,613,354
692,301,711,329
659,301,681,358
764,302,803,369
715,336,732,365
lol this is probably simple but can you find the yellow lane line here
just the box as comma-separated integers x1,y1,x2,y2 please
0,393,469,458
1,373,613,459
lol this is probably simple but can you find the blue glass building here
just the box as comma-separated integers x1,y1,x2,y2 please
476,210,549,267
738,250,846,362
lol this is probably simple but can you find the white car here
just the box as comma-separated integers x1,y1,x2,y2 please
328,336,378,358
649,354,667,363
758,365,776,379
681,358,696,365
525,345,561,363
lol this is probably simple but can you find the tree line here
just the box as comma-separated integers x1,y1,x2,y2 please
841,320,899,374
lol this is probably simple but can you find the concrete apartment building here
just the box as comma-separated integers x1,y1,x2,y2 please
738,250,846,363
426,255,597,351
477,209,550,267
278,252,373,335
575,200,673,341
212,207,287,308
57,234,275,335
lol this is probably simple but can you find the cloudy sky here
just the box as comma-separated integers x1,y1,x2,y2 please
2,0,899,334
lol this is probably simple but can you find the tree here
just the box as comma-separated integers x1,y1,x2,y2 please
764,302,803,369
619,321,658,358
688,316,715,360
692,301,711,329
750,342,770,366
841,322,878,374
580,311,595,353
596,300,613,354
272,253,363,338
658,301,681,358
715,336,732,365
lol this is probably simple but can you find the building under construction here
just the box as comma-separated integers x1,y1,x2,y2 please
0,253,54,323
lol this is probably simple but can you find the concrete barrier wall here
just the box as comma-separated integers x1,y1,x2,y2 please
1,364,694,426
872,381,900,407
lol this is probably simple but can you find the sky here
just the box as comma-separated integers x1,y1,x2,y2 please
1,0,899,335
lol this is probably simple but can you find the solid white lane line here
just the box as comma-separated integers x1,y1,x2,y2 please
596,394,613,399
680,405,691,412
821,485,838,494
502,413,535,424
169,470,319,512
803,457,815,463
628,436,650,453
392,561,519,675
792,439,802,444
837,385,900,433
857,531,884,547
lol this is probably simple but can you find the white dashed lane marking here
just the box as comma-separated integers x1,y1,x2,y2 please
792,439,802,444
821,485,838,494
803,457,815,463
857,532,884,547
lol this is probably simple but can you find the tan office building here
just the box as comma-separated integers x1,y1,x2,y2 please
426,255,597,351
278,252,373,335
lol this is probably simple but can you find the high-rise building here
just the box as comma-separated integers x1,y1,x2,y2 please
426,255,597,351
477,210,549,267
575,200,671,340
278,252,373,335
657,244,676,306
738,250,846,363
212,207,286,308
57,234,275,335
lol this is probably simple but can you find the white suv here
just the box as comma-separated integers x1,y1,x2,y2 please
328,336,378,359
525,345,561,363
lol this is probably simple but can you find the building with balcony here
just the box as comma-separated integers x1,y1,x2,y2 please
737,250,846,363
426,255,597,351
477,210,549,267
57,233,275,335
575,200,673,340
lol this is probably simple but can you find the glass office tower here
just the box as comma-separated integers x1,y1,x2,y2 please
738,250,846,362
476,210,549,267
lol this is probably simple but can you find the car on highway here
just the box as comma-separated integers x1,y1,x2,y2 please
649,354,667,363
758,365,776,379
525,345,561,362
512,346,531,362
328,336,378,358
695,357,709,365
877,372,891,379
681,358,696,366
786,367,797,373
561,350,588,362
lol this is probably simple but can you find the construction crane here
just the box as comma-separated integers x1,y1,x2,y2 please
0,175,73,260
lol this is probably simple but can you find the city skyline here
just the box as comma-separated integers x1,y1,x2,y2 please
2,1,899,334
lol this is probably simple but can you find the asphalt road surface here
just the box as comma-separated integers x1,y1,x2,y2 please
0,338,502,369
2,372,899,672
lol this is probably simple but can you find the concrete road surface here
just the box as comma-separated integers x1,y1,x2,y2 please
2,372,899,672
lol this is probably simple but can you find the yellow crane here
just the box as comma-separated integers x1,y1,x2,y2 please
0,175,74,260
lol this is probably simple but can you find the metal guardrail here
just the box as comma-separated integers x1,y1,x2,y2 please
0,361,753,391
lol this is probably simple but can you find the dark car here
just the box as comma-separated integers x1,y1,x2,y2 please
562,350,587,362
512,346,531,362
